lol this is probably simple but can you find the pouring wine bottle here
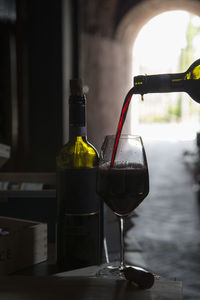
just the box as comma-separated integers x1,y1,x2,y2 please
109,59,200,181
133,58,200,103
56,79,102,271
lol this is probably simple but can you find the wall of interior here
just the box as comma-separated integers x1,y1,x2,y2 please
0,0,64,172
81,34,132,151
26,0,63,171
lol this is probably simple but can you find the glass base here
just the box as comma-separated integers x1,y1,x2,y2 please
96,263,155,289
96,262,153,279
96,262,125,279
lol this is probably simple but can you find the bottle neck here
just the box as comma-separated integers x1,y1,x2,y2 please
69,95,87,139
69,126,86,139
134,72,185,95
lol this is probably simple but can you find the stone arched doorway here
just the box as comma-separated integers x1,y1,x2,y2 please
116,0,200,44
82,0,200,150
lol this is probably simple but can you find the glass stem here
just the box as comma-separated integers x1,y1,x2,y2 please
119,216,125,270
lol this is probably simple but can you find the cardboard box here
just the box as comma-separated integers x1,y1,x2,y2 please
0,216,47,274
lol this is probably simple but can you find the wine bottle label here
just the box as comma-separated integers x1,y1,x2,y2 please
57,167,100,215
56,167,102,270
57,212,101,270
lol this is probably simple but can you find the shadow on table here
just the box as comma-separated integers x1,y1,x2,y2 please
0,276,152,300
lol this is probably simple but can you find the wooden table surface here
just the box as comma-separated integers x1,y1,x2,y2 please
3,258,183,300
0,272,182,300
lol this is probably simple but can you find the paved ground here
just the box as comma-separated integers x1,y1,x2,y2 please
125,123,200,300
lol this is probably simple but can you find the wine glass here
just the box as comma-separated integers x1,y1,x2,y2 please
97,134,149,278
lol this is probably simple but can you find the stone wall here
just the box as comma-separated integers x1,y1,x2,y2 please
81,33,132,151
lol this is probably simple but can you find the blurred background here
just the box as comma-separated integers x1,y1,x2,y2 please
0,1,200,298
0,0,200,172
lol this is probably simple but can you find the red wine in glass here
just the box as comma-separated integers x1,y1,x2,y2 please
97,162,149,216
97,134,149,277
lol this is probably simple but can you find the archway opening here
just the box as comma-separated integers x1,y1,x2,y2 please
131,10,200,140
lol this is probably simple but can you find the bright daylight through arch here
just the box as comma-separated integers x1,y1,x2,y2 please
131,10,200,141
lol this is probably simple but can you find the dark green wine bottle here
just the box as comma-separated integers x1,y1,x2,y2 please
133,59,200,103
56,79,102,271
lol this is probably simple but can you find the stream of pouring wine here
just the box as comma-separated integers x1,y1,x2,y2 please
110,87,137,167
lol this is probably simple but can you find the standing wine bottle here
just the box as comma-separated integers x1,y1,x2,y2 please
56,79,102,271
133,58,200,103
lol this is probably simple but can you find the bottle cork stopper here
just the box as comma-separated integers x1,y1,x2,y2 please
70,79,83,96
